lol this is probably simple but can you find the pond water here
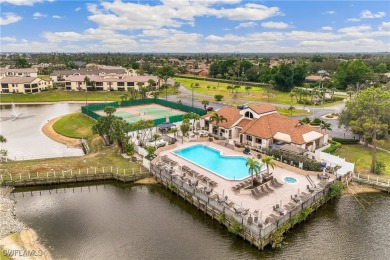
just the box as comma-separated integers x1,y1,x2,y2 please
0,103,84,159
13,184,390,259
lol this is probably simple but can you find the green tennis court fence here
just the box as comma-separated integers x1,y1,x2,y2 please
82,98,204,125
120,99,207,116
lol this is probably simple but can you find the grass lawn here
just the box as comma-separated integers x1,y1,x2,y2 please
52,112,95,138
334,144,390,176
0,87,178,103
174,77,345,107
377,139,390,151
1,113,144,179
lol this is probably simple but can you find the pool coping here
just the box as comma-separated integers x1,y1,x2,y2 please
171,143,266,181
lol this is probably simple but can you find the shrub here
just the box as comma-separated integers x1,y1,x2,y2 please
323,139,341,154
228,216,244,235
374,161,386,175
331,137,359,144
300,117,311,124
214,94,224,101
310,118,321,126
328,181,344,199
264,148,322,171
218,213,226,222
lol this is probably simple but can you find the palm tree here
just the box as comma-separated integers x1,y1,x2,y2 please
209,112,227,124
261,155,276,176
152,133,160,146
320,120,332,132
245,157,262,186
0,135,7,143
104,106,116,116
171,128,178,137
201,99,209,110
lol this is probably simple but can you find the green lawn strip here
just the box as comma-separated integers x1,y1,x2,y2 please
1,137,143,180
334,144,390,175
0,87,178,103
174,77,344,106
377,139,390,151
52,112,95,138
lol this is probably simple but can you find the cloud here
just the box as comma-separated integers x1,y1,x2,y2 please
261,21,289,29
338,25,371,34
86,1,282,31
324,11,335,15
0,12,22,25
211,4,282,21
321,26,333,31
75,7,81,12
33,12,47,19
52,15,62,19
379,22,390,31
0,0,54,6
360,10,386,19
0,36,17,42
347,18,360,22
234,22,257,29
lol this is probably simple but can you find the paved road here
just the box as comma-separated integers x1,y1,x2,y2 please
166,84,356,139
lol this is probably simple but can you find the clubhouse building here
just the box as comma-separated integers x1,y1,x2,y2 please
200,104,328,153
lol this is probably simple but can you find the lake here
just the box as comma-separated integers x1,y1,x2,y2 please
13,183,390,259
0,103,84,159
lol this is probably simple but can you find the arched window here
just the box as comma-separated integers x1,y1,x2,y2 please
245,111,253,118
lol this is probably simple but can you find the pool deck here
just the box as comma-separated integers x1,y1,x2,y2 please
158,141,327,219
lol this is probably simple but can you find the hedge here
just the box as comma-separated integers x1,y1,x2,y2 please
264,148,322,172
331,137,359,144
323,139,341,154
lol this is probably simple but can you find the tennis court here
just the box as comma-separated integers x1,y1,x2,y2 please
136,106,180,119
94,104,185,123
113,111,144,123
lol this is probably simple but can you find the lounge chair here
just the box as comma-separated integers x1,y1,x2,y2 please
260,186,268,194
265,183,274,192
307,185,315,193
209,181,218,187
274,178,284,187
251,189,260,199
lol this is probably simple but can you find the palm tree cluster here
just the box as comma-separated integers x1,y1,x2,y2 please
0,134,7,161
92,106,154,155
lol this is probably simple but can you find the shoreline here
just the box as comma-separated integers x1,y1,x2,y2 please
0,101,109,105
0,187,52,260
41,117,81,148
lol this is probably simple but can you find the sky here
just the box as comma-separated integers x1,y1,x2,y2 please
0,0,389,53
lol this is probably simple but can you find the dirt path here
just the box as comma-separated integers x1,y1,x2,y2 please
42,117,81,148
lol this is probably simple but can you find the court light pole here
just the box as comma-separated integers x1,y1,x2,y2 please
191,83,194,109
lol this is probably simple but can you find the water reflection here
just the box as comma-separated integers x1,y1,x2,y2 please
0,103,84,159
13,184,390,259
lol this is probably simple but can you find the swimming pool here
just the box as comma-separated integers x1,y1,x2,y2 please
173,144,265,180
283,177,298,184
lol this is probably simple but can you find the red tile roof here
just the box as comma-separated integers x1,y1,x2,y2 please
210,106,242,128
236,118,252,128
248,104,277,114
242,113,325,144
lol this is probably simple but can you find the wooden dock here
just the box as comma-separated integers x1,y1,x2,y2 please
150,163,337,250
2,172,150,187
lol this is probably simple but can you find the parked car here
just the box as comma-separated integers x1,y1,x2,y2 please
237,104,248,110
206,106,214,111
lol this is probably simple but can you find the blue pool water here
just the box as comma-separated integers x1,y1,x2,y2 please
173,145,265,180
283,177,298,184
